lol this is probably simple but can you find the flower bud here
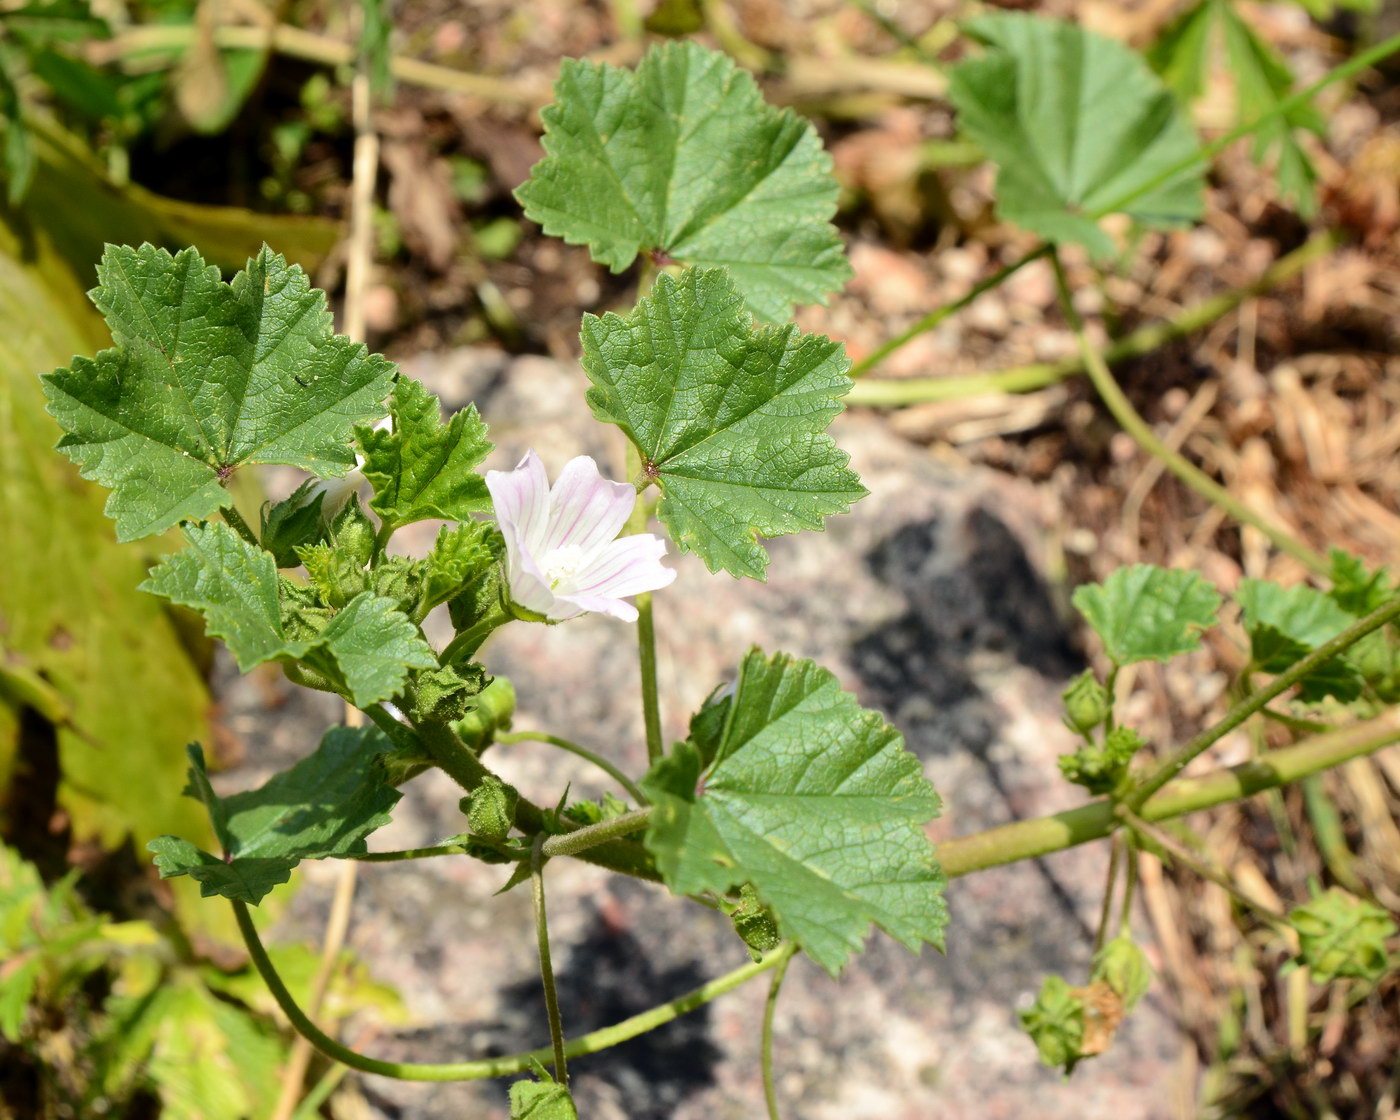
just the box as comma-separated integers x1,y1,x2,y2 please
465,774,518,844
1061,670,1110,734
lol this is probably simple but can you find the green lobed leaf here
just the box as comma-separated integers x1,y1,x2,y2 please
509,1061,579,1120
357,377,492,528
1217,4,1322,215
582,268,866,580
643,648,947,976
41,243,395,540
422,521,501,612
149,732,401,904
1236,578,1362,702
515,40,850,323
1072,565,1221,665
142,521,436,706
948,14,1205,258
1327,548,1393,617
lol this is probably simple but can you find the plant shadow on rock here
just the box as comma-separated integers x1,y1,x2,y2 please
492,904,723,1119
852,507,1094,1003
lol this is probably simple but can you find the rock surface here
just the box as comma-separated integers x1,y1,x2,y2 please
222,348,1184,1119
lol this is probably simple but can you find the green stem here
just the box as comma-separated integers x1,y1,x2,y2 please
1117,831,1138,937
1124,598,1400,810
1122,810,1290,929
762,944,798,1120
351,844,471,862
497,730,649,805
848,244,1053,379
1092,834,1122,955
532,836,568,1085
440,606,509,665
222,502,261,548
234,896,786,1081
413,718,659,881
845,231,1337,407
540,809,651,860
937,710,1400,878
1091,33,1400,220
1049,246,1327,575
625,443,665,766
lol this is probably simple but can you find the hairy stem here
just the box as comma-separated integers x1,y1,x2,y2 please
848,244,1052,379
762,944,798,1120
540,809,652,860
496,730,649,804
625,443,666,765
1050,247,1327,575
221,503,261,547
1124,598,1400,810
938,710,1400,878
234,896,787,1081
413,717,659,881
532,836,569,1085
845,231,1337,407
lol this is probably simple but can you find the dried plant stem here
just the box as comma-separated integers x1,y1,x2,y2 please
1050,246,1328,575
845,229,1337,407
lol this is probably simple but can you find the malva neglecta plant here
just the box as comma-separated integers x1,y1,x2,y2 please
35,25,1400,1117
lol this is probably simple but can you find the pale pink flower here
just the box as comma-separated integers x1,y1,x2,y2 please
486,451,676,623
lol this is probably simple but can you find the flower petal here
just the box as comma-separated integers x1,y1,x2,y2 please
539,455,636,556
486,451,552,554
572,534,677,599
549,592,639,623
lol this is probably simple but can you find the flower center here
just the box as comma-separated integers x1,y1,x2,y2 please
541,543,589,590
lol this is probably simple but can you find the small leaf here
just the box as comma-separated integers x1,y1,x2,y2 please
515,40,850,323
1146,0,1216,103
358,377,493,529
949,14,1205,257
1327,548,1393,617
643,648,947,975
41,244,395,540
1236,579,1362,702
1288,887,1397,983
259,480,328,568
509,1060,578,1120
582,268,866,580
148,732,401,904
1072,565,1221,665
143,522,436,706
1217,4,1322,215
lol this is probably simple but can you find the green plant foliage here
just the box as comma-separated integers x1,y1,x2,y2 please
1091,935,1153,1009
142,522,436,706
515,40,850,323
1072,565,1221,666
1236,578,1362,702
1148,0,1325,213
643,649,947,975
948,13,1205,257
1058,726,1146,795
258,479,329,567
422,521,502,614
358,377,493,530
1019,973,1085,1073
0,842,293,1118
582,268,866,580
509,1060,579,1119
149,733,400,904
1328,548,1393,617
1288,887,1397,983
1061,669,1110,734
41,243,395,541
